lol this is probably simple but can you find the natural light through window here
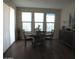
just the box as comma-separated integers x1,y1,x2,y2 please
35,23,43,31
34,13,44,31
34,13,44,22
46,13,55,32
46,13,55,22
22,12,32,31
22,12,32,22
22,12,55,32
23,23,31,31
47,23,54,32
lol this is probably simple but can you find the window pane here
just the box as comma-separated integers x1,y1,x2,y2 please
22,23,31,31
22,12,32,22
35,23,43,31
46,13,55,22
47,23,54,32
34,13,44,22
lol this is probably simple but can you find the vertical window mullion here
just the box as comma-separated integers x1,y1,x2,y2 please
43,13,46,31
32,12,34,33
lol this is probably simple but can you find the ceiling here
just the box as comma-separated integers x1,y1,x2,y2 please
13,0,74,9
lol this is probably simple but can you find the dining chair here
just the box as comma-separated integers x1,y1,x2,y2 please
23,31,34,46
33,31,46,47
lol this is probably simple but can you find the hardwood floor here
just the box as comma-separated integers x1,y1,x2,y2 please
3,39,75,59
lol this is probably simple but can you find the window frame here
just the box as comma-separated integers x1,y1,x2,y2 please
46,13,55,32
21,12,55,33
22,12,32,32
34,12,44,31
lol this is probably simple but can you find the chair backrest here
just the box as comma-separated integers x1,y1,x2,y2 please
36,31,46,41
50,31,54,39
23,31,27,40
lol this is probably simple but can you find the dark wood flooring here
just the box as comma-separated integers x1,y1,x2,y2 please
3,39,75,59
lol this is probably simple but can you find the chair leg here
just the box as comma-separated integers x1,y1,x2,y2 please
25,40,26,46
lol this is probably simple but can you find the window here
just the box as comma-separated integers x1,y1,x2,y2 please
22,12,55,32
35,23,43,30
22,23,31,32
46,13,55,32
22,12,32,31
34,13,44,31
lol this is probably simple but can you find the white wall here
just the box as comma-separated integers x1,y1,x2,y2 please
60,2,75,28
10,7,15,44
3,3,11,53
3,2,16,53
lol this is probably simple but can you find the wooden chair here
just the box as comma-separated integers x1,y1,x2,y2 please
45,31,54,40
23,31,34,46
33,31,46,47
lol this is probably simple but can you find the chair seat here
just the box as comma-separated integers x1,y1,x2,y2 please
45,37,52,40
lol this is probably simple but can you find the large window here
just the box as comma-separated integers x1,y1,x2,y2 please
46,13,55,32
22,12,55,32
22,12,32,31
34,13,44,31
